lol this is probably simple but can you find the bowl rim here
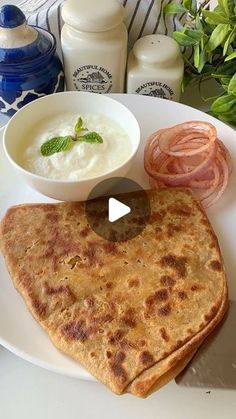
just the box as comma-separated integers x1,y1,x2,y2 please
3,91,141,184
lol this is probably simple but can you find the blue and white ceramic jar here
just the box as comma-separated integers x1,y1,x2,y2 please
0,5,64,117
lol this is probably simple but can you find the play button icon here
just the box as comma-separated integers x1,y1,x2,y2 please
85,177,150,242
108,198,131,223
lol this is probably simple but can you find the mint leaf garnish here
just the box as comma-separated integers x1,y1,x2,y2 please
40,117,103,156
40,136,74,156
75,117,83,133
77,132,103,144
74,117,88,134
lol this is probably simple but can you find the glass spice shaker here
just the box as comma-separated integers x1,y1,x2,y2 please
61,0,128,94
127,34,184,101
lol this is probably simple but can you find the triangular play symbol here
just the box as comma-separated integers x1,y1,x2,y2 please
108,198,131,223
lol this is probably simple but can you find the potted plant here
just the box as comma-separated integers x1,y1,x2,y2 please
164,0,236,125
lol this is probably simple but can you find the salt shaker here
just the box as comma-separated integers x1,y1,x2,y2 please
61,0,128,93
127,34,184,101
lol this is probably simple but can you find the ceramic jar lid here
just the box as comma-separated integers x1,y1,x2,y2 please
0,4,26,28
62,0,125,32
133,34,181,67
0,5,55,66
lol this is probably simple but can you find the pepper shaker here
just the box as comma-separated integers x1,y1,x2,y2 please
127,34,184,101
61,0,128,94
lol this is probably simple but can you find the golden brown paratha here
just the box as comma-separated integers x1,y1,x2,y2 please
0,188,228,396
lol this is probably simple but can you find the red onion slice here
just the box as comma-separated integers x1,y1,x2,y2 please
158,121,217,157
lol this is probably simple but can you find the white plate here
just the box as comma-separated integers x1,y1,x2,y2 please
0,94,236,381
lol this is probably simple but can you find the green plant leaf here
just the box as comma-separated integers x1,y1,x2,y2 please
228,72,236,95
194,44,200,68
223,28,236,55
202,92,224,102
206,24,230,52
183,54,199,73
222,84,230,91
218,105,236,119
225,50,236,61
181,72,193,92
208,51,213,64
215,60,236,75
195,14,203,31
173,31,198,46
212,73,231,78
183,0,192,11
40,136,74,156
219,114,236,126
201,63,216,74
185,29,203,41
203,10,229,24
218,0,229,17
164,4,188,14
77,132,103,144
211,93,236,113
198,49,206,73
191,0,197,14
220,77,231,85
200,33,208,50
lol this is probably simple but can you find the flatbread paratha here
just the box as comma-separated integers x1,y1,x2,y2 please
0,188,228,396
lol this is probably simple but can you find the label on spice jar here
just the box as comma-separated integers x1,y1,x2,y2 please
135,81,174,99
73,65,113,93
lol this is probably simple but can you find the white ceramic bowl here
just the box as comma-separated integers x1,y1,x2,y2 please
3,92,140,201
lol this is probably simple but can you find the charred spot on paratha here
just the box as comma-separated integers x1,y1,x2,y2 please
145,289,169,309
108,329,126,345
61,320,94,342
30,292,47,319
80,227,89,237
177,291,187,300
167,223,182,237
121,308,136,329
191,284,202,292
106,281,114,289
128,278,140,288
160,275,176,287
43,282,76,299
109,351,127,383
204,303,220,322
150,210,165,223
160,254,187,278
158,303,171,316
168,204,192,217
209,260,222,271
106,350,112,359
67,255,82,269
140,351,154,366
159,327,170,342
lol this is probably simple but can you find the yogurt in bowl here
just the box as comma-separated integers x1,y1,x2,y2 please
21,113,132,181
3,92,140,201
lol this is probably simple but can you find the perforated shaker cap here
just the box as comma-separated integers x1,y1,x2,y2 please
62,0,125,32
133,34,181,67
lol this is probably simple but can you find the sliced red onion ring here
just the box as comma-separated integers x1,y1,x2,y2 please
145,121,232,208
158,121,217,157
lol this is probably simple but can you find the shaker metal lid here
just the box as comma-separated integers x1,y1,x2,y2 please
133,35,181,67
0,5,55,65
62,0,124,32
